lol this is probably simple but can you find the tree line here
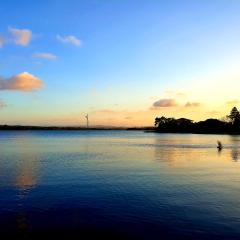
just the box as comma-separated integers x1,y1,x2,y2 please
154,107,240,134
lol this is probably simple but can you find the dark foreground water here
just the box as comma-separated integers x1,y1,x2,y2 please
0,130,240,239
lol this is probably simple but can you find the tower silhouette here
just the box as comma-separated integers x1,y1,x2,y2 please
85,114,89,128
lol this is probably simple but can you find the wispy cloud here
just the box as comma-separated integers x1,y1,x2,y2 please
0,100,6,108
152,98,178,108
8,27,32,46
207,110,220,115
0,72,43,91
164,90,187,97
96,109,117,114
226,100,240,106
125,116,132,120
0,35,5,48
33,52,57,60
57,34,82,46
185,102,201,107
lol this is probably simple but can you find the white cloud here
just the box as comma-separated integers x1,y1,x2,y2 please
0,72,43,91
57,34,82,46
33,52,57,60
8,27,32,46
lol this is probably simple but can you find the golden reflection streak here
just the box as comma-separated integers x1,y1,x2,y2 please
14,133,39,190
229,136,240,162
154,136,240,168
12,133,40,237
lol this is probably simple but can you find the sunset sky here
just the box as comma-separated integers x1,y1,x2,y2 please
0,0,240,126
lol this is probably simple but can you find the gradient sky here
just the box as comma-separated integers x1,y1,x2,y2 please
0,0,240,126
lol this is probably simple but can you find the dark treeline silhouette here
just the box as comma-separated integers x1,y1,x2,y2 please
0,126,128,131
155,107,240,134
0,125,154,131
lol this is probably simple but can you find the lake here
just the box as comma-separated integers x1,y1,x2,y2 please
0,130,240,239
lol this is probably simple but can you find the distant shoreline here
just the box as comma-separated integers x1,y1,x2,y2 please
1,125,240,135
0,125,240,135
0,125,154,131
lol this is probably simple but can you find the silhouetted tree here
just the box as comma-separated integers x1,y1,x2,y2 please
228,107,240,126
155,116,167,127
155,116,194,132
154,108,240,133
195,119,228,133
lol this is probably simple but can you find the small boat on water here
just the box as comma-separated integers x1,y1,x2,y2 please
217,141,223,150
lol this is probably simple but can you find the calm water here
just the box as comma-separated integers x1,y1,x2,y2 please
0,130,240,239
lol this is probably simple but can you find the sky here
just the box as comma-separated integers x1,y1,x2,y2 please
0,0,240,127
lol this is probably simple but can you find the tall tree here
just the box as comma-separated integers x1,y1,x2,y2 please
228,107,240,125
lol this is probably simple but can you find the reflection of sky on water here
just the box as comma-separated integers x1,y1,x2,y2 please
0,131,240,238
0,132,40,237
17,135,40,238
229,136,240,162
231,147,239,162
154,134,240,166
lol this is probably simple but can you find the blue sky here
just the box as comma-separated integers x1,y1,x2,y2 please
0,1,240,126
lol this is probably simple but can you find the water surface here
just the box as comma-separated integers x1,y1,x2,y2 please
0,130,240,239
